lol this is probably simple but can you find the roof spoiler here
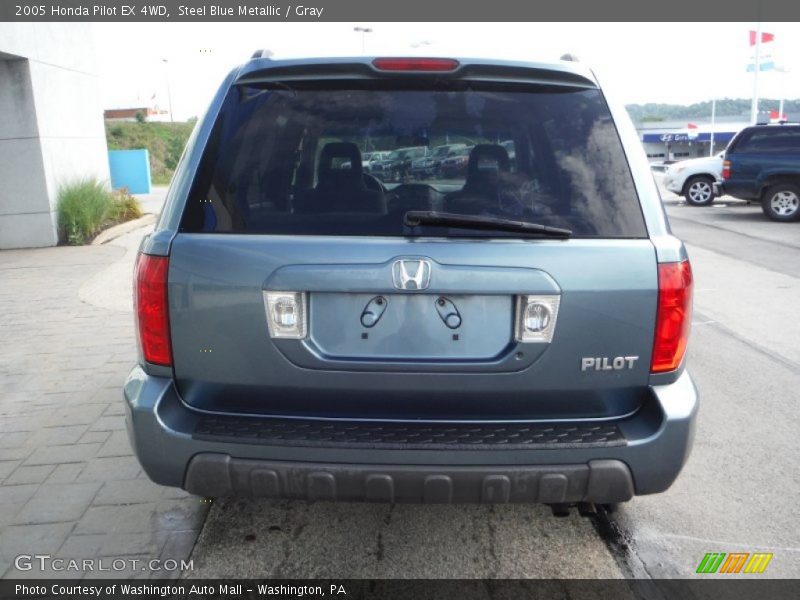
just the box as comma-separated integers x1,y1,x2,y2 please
236,60,598,89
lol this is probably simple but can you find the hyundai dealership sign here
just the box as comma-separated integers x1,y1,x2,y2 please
642,131,737,144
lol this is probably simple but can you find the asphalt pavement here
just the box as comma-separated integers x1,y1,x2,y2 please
186,184,800,579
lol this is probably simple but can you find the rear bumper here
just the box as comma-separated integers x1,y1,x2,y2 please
123,367,698,503
184,455,634,503
716,181,758,201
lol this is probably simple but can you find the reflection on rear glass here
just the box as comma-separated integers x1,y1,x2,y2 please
181,87,646,238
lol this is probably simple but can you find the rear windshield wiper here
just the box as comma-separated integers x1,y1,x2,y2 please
404,211,572,238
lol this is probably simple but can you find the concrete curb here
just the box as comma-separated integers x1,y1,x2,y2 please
92,214,156,246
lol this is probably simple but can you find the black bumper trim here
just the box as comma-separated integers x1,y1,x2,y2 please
183,454,634,504
193,416,626,450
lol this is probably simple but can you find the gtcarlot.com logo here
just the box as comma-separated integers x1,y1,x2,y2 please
14,554,193,572
696,552,773,574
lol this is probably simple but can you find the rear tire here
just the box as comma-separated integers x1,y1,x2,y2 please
762,182,800,222
684,176,715,206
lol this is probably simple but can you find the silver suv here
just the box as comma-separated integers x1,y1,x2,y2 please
125,56,697,507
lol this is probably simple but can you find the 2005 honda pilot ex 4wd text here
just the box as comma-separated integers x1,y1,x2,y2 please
124,56,698,506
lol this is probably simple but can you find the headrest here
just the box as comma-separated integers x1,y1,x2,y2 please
467,144,511,178
319,142,363,175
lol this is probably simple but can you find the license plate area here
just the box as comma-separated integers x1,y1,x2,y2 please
308,293,513,361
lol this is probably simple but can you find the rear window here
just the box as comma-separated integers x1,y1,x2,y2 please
732,127,800,153
181,82,646,238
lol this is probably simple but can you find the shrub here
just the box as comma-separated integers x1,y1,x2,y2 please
57,178,113,244
108,188,144,222
57,180,145,245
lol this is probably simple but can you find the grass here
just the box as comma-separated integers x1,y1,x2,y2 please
57,179,144,245
105,120,195,185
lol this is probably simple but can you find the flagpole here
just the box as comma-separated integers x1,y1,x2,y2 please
709,98,716,156
162,58,174,123
750,22,761,125
778,67,786,122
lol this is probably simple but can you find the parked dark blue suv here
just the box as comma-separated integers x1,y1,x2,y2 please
124,56,697,506
717,123,800,221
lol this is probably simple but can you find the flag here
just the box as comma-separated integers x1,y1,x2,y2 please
747,35,776,72
769,110,787,122
687,123,698,140
747,45,775,71
749,31,775,46
747,61,775,72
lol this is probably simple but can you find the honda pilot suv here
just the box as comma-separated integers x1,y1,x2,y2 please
125,56,697,506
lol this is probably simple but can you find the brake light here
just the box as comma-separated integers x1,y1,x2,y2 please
134,254,172,366
651,261,693,373
722,159,731,180
372,58,460,72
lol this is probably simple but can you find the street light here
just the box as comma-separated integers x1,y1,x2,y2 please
161,58,174,123
776,65,790,124
353,26,373,54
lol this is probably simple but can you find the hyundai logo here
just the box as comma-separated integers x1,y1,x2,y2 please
392,259,432,290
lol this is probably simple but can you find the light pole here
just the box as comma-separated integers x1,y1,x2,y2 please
161,58,174,122
709,97,716,157
354,27,373,54
750,23,762,125
777,66,789,123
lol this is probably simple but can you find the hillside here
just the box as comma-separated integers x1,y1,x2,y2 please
625,98,800,123
105,120,196,185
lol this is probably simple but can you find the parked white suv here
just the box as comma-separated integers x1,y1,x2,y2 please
663,152,724,206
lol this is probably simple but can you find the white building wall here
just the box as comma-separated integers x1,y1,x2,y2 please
0,23,110,249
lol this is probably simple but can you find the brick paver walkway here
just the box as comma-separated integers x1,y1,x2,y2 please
0,241,207,579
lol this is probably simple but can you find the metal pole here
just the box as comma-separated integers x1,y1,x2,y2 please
709,98,716,156
750,23,761,125
354,27,372,54
162,59,174,123
778,67,786,122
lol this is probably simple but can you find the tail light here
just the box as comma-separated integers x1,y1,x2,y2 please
372,58,460,72
722,160,731,180
134,253,172,366
651,260,693,373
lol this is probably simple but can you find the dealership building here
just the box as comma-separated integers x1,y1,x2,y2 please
0,24,110,249
635,116,754,163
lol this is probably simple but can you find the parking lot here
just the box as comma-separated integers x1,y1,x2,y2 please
1,183,798,579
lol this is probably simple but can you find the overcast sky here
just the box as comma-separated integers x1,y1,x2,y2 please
93,22,800,120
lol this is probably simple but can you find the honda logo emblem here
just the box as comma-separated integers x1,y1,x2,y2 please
392,259,432,290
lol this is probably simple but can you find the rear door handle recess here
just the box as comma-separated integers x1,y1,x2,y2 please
435,296,461,329
360,296,387,328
